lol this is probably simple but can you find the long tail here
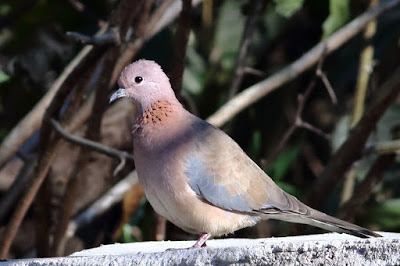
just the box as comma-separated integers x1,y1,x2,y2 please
262,192,381,238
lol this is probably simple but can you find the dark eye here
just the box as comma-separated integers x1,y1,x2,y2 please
134,76,143,84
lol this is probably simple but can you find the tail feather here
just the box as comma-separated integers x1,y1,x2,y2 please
298,208,381,238
260,191,381,238
265,208,381,238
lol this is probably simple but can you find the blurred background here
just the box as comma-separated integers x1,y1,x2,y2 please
0,0,400,259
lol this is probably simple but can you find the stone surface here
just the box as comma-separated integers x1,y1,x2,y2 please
2,232,400,265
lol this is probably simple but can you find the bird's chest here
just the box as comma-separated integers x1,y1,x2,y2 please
133,142,194,218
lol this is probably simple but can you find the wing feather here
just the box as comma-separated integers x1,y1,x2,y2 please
185,119,289,213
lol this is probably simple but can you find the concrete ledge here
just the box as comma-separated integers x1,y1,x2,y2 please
3,232,399,265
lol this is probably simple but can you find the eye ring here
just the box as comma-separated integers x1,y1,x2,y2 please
134,76,143,84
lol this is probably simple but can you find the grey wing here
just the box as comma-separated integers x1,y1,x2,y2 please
184,119,307,215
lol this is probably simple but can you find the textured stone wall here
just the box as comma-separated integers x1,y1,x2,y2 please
3,232,400,266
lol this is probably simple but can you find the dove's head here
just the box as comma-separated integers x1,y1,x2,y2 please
110,59,176,110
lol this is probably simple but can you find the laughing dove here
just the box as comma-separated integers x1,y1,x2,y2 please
110,59,380,248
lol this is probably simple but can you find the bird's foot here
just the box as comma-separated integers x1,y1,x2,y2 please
166,233,211,251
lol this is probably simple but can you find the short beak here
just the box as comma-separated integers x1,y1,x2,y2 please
109,88,126,103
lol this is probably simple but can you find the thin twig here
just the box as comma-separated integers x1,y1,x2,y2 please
67,27,120,46
264,50,329,165
364,139,400,155
298,120,331,140
316,68,337,104
228,0,264,98
50,119,134,162
206,0,400,127
350,0,379,127
242,67,265,77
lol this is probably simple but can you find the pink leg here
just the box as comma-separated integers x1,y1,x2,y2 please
191,233,211,248
166,232,211,251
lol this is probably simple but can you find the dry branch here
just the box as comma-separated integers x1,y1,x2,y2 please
0,157,36,222
264,50,329,165
228,0,264,98
169,0,193,97
66,27,120,46
51,119,133,167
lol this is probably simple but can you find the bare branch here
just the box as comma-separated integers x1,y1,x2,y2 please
50,119,134,162
316,68,337,104
364,139,400,155
169,0,193,97
228,0,264,98
264,51,329,165
66,27,120,46
298,120,331,140
350,0,379,127
242,67,265,77
0,157,36,222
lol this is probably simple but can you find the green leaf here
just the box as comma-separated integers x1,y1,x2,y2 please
214,0,244,71
0,4,11,16
273,0,304,18
276,181,300,197
121,224,135,243
0,71,10,83
322,0,350,39
267,146,300,181
368,199,400,229
331,115,350,152
248,129,262,159
183,43,206,96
